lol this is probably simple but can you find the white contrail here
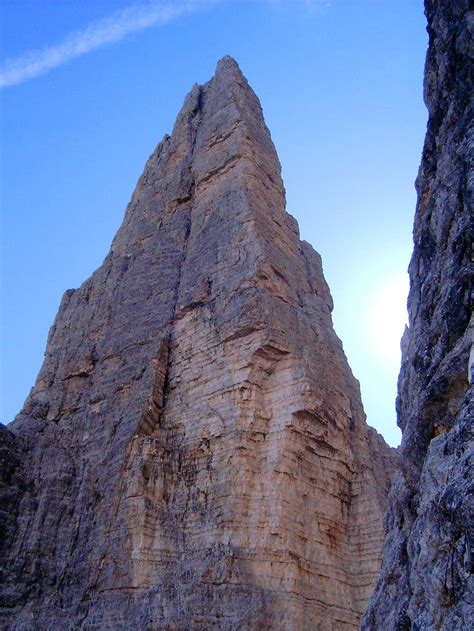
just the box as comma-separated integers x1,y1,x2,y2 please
0,1,210,88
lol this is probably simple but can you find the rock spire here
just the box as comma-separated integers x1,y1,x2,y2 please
1,56,395,630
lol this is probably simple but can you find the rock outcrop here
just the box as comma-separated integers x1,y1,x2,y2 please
0,425,27,607
362,2,473,629
1,57,395,630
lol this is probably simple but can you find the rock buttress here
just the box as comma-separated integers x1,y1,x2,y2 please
1,57,396,630
362,2,473,629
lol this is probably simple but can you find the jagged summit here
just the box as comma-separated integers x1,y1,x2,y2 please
0,58,395,630
213,54,246,83
215,54,240,71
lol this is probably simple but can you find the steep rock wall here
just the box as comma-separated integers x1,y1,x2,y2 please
363,2,473,629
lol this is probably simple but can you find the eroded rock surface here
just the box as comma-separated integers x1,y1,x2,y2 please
1,57,395,630
362,2,473,629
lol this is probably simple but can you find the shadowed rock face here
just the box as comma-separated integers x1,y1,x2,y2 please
1,57,395,630
362,2,473,629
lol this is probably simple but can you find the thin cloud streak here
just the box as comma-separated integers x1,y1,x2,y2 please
0,1,208,88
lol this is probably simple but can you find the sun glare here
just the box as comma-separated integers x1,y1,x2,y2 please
367,274,409,366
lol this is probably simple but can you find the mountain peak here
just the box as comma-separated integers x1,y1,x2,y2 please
215,54,242,76
1,56,395,630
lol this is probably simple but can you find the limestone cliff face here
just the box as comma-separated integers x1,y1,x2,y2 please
362,2,473,629
1,57,395,630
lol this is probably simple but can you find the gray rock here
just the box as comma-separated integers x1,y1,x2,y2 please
362,1,473,629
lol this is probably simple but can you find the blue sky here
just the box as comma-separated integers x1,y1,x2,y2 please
0,1,428,446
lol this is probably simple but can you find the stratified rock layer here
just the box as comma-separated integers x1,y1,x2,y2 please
1,57,395,630
363,2,473,629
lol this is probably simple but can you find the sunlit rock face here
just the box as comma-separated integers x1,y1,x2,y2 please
362,1,473,629
0,57,395,630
